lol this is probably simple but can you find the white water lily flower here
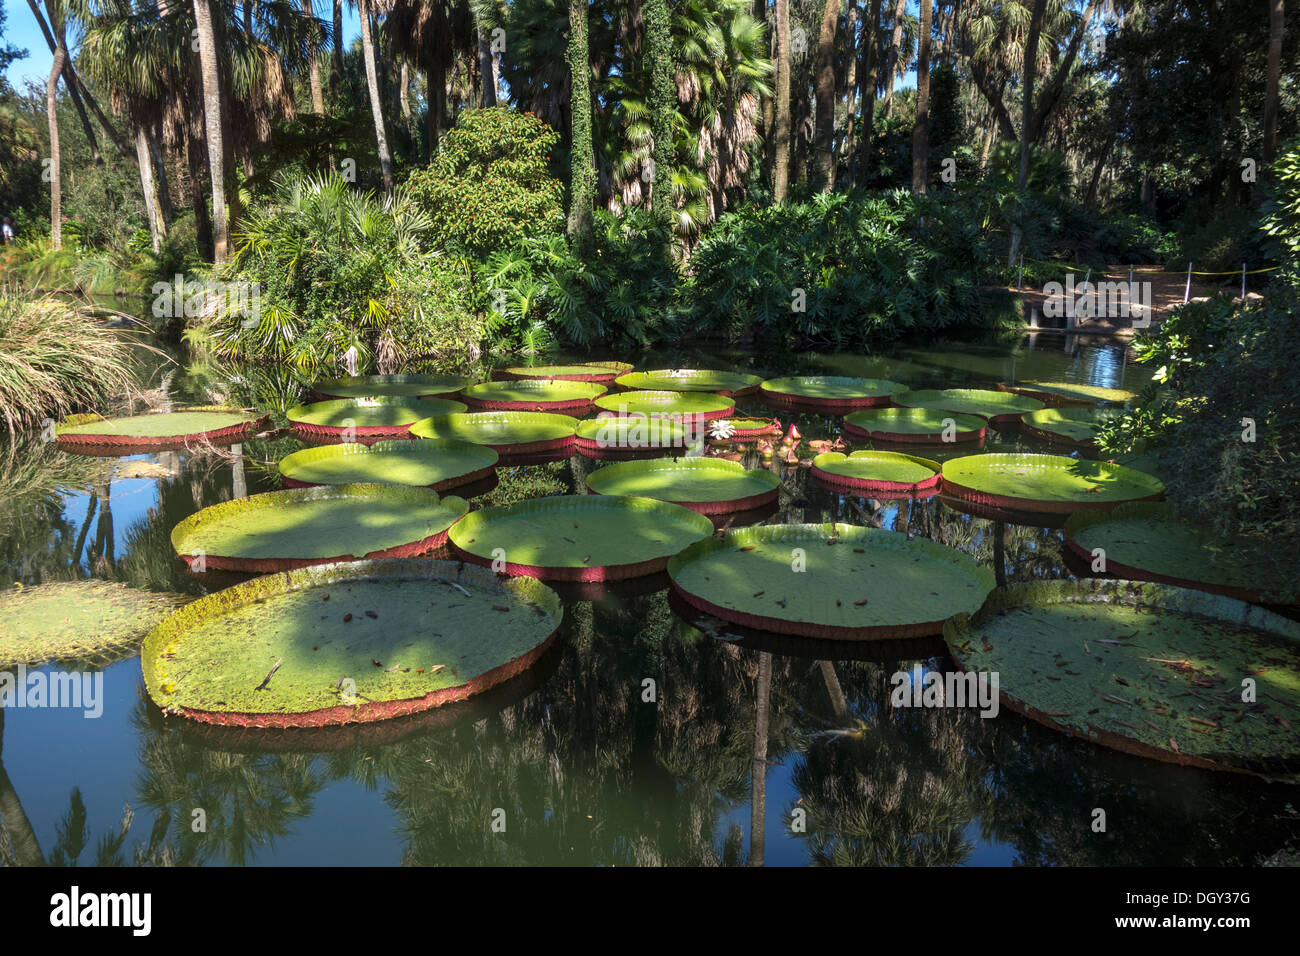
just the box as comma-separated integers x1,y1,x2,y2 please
708,419,736,440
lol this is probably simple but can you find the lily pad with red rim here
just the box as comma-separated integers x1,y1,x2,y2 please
843,407,987,444
56,407,267,451
668,523,994,641
408,411,577,455
705,417,781,443
449,494,714,581
308,374,474,401
592,389,735,423
811,450,943,497
585,457,780,514
758,376,906,413
944,578,1300,777
142,558,562,729
892,388,1044,425
998,381,1136,406
288,397,467,443
614,368,763,397
573,414,693,459
1019,407,1120,448
941,452,1164,513
171,483,469,572
499,362,632,385
460,379,606,414
277,439,498,493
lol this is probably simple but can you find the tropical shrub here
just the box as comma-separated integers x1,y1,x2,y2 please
406,107,565,259
202,173,483,376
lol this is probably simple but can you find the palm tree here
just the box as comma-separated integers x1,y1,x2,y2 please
303,0,326,113
911,0,931,193
1007,0,1048,266
192,0,229,261
1263,0,1284,164
813,0,838,190
772,0,791,201
357,0,394,191
46,22,66,249
855,0,882,182
567,0,595,243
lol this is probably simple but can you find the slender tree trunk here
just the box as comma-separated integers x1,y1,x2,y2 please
883,0,905,115
331,0,344,99
749,652,771,866
186,120,213,258
148,120,173,228
1008,0,1047,266
1084,127,1117,209
134,122,166,252
772,0,792,202
399,60,415,140
358,0,394,192
756,0,773,145
911,0,931,193
814,0,839,190
304,0,325,114
856,0,882,183
1263,0,1284,164
192,0,229,262
842,3,858,182
46,44,65,249
478,24,498,107
26,0,103,166
0,718,46,866
425,60,445,159
567,0,595,245
644,0,675,221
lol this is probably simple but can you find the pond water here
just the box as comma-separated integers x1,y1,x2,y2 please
2,328,1296,866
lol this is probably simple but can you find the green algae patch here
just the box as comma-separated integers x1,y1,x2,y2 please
171,484,469,572
893,388,1044,422
277,439,498,491
1065,503,1300,604
409,411,577,453
0,580,188,668
449,495,714,581
614,369,762,396
999,381,1136,406
56,407,263,446
942,452,1164,513
142,558,561,727
843,407,987,443
1021,407,1121,447
668,524,994,641
585,457,779,513
944,579,1300,776
593,389,735,421
287,397,468,430
310,374,474,400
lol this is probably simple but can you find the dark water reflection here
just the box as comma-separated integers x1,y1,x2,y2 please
2,332,1297,867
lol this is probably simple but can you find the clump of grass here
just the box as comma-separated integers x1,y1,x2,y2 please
0,294,139,434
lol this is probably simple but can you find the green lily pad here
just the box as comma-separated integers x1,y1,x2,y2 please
1000,381,1136,406
142,558,561,728
449,495,714,581
1021,407,1121,447
942,452,1164,512
277,439,498,492
461,379,606,412
0,581,187,668
585,458,780,513
893,388,1044,422
1064,503,1300,604
759,376,907,410
705,417,781,442
573,415,693,456
310,374,474,400
171,484,469,572
56,407,264,447
843,407,988,443
811,450,943,495
944,579,1300,776
500,362,631,384
408,411,577,454
593,389,735,421
668,524,994,640
287,397,468,437
614,369,762,396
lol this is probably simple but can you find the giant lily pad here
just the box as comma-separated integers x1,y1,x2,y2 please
449,495,713,581
593,389,735,423
614,368,762,397
944,579,1300,776
1064,503,1300,604
1020,407,1121,448
586,457,780,514
171,484,468,572
759,376,906,413
811,450,942,497
843,407,987,444
0,580,187,668
668,524,994,641
573,414,692,459
408,411,577,455
942,452,1164,513
461,379,606,413
56,407,266,450
288,397,467,443
309,374,474,401
893,388,1044,425
705,417,782,443
499,362,631,385
998,381,1136,406
277,439,498,493
142,558,561,728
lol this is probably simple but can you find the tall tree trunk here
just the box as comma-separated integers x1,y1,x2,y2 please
1263,0,1284,164
399,60,415,139
749,652,771,866
26,0,103,166
856,0,883,183
1008,0,1048,266
911,0,931,193
358,0,394,193
192,0,229,263
478,24,498,108
772,0,792,202
425,60,445,159
304,0,325,114
883,0,905,115
842,3,858,182
46,42,65,249
567,0,595,246
148,120,174,228
644,0,675,221
331,0,344,99
0,712,46,867
814,0,839,190
186,118,213,258
134,121,166,252
756,0,773,145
